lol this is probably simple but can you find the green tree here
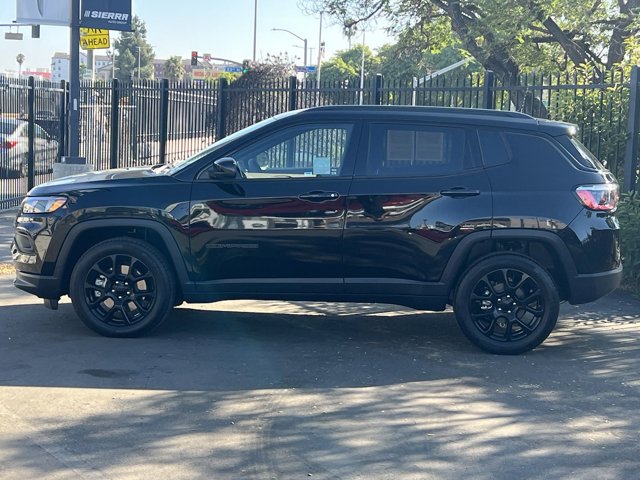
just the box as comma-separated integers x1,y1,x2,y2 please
303,0,640,80
377,43,476,82
314,45,379,83
16,53,25,77
224,54,296,132
164,56,185,81
113,16,155,81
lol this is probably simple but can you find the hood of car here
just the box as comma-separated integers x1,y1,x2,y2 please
27,167,175,196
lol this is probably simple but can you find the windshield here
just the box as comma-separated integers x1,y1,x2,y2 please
165,114,284,175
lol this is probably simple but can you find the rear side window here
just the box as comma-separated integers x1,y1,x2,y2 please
478,130,511,167
363,124,469,177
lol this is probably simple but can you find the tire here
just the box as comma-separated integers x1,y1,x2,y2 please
453,254,559,355
69,237,176,337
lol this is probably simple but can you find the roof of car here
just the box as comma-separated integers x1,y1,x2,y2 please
296,105,575,136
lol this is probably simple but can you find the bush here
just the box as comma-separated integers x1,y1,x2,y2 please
618,192,640,294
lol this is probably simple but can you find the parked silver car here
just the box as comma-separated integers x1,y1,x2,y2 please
0,118,58,178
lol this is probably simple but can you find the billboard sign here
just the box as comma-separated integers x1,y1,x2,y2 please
81,0,132,31
16,0,71,26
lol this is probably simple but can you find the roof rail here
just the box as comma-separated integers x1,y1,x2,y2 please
307,105,534,120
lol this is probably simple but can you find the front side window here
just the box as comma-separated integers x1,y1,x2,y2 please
230,124,353,179
363,124,467,177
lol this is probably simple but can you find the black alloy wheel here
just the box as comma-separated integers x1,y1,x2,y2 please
70,238,176,337
83,254,156,327
454,255,559,355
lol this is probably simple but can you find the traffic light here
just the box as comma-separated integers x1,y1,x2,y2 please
31,25,40,38
242,59,250,74
191,51,198,67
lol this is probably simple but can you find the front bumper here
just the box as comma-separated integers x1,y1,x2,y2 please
13,268,63,300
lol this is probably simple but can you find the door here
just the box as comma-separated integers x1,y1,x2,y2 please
189,122,359,294
344,122,493,296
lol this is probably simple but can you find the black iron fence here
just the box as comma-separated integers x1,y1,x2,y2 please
1,76,66,209
1,66,639,209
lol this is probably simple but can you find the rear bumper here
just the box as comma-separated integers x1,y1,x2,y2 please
567,266,623,305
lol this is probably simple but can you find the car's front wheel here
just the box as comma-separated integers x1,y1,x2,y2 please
69,238,176,337
453,254,560,355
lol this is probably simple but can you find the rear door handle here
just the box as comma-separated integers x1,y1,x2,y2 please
298,191,340,203
440,187,481,198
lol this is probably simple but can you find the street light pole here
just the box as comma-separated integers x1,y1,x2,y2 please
317,11,323,86
271,27,307,74
253,0,258,61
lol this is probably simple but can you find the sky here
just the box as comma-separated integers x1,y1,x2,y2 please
0,0,392,73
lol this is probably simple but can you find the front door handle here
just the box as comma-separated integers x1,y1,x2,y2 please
440,187,481,198
298,191,340,203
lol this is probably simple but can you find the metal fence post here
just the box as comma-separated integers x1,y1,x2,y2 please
288,76,298,111
27,76,35,191
216,78,228,140
109,78,120,169
373,74,383,105
624,65,640,192
482,70,495,110
159,79,170,164
58,80,67,162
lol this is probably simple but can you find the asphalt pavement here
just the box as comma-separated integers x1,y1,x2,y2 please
0,274,639,479
0,209,17,264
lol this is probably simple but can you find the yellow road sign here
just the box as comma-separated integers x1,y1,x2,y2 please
79,28,110,50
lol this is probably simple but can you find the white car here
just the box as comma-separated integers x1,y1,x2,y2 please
0,118,58,178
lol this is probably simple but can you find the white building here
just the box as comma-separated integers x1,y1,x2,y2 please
51,52,88,82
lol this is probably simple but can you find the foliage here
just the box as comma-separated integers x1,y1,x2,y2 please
164,56,185,81
233,54,296,86
224,54,297,132
302,0,640,83
314,45,379,83
377,44,478,82
539,67,630,175
618,192,640,294
216,72,241,84
113,16,155,81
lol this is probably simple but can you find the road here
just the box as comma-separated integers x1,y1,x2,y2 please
0,275,639,479
0,209,16,264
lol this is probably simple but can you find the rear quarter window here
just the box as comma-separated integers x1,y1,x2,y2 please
556,136,606,171
503,132,570,167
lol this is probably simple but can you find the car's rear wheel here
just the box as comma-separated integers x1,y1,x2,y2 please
69,238,176,337
453,254,559,355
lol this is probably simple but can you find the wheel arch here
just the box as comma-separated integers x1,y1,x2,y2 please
441,230,578,302
52,219,190,297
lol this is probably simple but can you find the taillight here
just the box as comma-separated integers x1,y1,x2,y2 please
575,184,619,211
1,140,18,149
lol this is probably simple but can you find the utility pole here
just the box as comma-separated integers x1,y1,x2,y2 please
69,0,81,158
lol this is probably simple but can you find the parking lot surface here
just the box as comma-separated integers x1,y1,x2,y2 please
0,274,639,479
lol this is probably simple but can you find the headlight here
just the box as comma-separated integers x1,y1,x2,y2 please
21,196,68,214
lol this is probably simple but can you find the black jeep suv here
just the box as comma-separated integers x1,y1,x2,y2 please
11,106,622,354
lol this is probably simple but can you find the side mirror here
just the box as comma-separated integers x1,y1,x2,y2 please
208,157,239,179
